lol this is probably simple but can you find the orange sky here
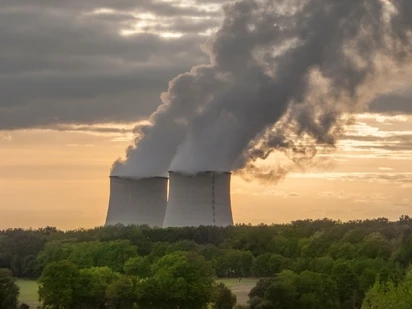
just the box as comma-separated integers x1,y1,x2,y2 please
1,114,411,230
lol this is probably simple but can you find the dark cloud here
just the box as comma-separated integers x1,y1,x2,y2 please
340,131,412,152
0,0,222,129
42,124,132,135
369,91,412,114
297,172,412,188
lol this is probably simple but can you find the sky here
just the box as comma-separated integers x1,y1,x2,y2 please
1,0,412,230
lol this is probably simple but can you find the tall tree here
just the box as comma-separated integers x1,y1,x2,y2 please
105,275,138,309
38,260,82,309
78,267,119,309
136,251,215,309
211,283,237,309
0,268,19,309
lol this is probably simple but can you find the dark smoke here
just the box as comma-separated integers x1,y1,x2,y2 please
114,0,412,181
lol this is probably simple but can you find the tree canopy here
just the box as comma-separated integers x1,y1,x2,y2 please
0,268,19,309
3,217,412,308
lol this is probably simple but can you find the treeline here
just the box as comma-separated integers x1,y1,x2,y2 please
2,216,412,308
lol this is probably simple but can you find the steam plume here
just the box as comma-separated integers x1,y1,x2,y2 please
114,0,412,180
111,65,224,177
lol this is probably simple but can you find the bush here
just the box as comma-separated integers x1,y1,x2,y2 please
212,283,237,309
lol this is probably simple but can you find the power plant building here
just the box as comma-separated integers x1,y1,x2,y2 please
105,176,168,227
163,171,234,227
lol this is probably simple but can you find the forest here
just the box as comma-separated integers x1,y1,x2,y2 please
2,216,412,308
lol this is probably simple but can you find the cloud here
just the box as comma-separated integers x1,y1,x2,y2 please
0,133,12,143
326,114,412,159
286,192,299,198
318,191,389,204
0,0,222,130
369,90,412,114
234,189,301,198
379,167,394,171
292,172,412,188
65,144,95,147
2,0,411,155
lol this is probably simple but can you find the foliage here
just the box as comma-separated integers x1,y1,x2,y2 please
3,217,412,307
123,256,152,278
136,251,215,309
212,283,237,309
37,240,137,273
105,275,138,309
38,260,83,309
79,267,119,308
216,249,254,277
361,271,412,309
248,270,339,309
0,268,20,309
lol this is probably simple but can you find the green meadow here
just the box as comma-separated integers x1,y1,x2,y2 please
217,278,258,305
16,279,40,308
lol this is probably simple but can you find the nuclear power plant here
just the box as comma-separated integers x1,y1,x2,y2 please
105,176,168,227
105,171,234,228
163,171,234,227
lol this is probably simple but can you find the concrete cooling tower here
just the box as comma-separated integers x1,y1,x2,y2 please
105,176,168,227
163,171,234,227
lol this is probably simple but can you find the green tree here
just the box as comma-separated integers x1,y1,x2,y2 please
362,266,412,309
263,270,300,309
252,253,272,277
297,271,339,309
359,233,392,260
249,296,264,309
36,240,76,272
332,261,360,308
38,260,82,309
105,275,138,309
267,254,285,275
308,256,334,274
361,280,412,309
249,279,275,299
269,236,300,258
78,267,119,308
328,242,357,259
136,251,215,309
0,268,19,309
124,256,152,278
216,250,254,277
95,240,138,272
211,283,237,309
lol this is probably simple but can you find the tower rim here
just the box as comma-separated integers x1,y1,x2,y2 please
109,175,169,180
168,170,231,176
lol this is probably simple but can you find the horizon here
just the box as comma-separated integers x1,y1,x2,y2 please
1,216,407,232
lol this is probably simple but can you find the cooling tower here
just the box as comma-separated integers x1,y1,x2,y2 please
163,171,234,227
105,176,168,227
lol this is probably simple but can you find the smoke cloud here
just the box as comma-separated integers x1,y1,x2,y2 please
113,0,412,180
111,65,226,177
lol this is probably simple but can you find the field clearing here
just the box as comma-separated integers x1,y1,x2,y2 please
217,278,258,305
16,279,40,308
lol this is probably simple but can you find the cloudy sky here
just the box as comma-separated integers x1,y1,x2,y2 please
1,0,412,229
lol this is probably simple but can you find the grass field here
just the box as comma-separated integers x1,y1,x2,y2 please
217,278,258,305
16,279,40,308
